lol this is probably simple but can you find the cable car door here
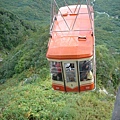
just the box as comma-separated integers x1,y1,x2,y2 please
63,62,79,92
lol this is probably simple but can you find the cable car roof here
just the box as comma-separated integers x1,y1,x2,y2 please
46,5,94,60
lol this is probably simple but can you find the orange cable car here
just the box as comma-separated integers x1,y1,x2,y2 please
46,0,96,92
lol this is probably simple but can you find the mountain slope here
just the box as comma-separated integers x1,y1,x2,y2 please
0,0,119,89
0,8,35,51
0,80,115,120
0,0,119,119
0,0,50,25
94,0,120,17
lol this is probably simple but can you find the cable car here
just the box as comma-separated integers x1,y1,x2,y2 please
46,0,96,92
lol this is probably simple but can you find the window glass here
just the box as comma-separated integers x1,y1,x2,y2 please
65,63,76,82
50,61,62,81
79,60,93,81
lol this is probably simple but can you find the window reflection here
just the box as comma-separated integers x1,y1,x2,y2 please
79,60,93,81
65,63,76,82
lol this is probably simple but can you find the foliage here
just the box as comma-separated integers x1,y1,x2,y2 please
95,10,120,91
94,0,120,18
0,25,49,82
96,45,119,91
0,0,50,26
0,8,37,51
0,79,115,120
0,0,120,119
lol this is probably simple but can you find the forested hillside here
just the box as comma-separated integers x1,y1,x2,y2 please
94,0,120,90
0,8,37,51
94,0,120,17
0,0,50,25
0,0,120,119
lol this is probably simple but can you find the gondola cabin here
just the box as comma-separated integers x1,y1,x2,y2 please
46,1,96,92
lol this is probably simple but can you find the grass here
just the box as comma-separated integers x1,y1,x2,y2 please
0,76,115,120
0,0,118,119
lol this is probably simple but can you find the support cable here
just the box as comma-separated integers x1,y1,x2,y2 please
63,0,73,13
53,0,70,31
50,0,53,30
74,0,80,13
86,0,93,30
71,0,84,30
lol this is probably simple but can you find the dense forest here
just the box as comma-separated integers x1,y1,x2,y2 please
0,0,120,119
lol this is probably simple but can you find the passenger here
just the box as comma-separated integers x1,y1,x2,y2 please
80,70,93,81
66,63,74,70
65,63,75,82
80,72,87,81
55,62,61,73
82,61,89,71
70,71,75,82
55,62,62,81
51,63,57,80
80,61,90,81
70,63,74,68
86,71,93,80
67,70,75,82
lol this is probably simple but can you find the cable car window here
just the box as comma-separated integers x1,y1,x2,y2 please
65,63,76,82
50,61,62,81
79,60,93,81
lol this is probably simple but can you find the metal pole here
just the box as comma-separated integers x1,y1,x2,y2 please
74,0,80,13
86,0,93,30
71,0,85,30
71,5,81,30
63,0,73,13
50,0,53,31
53,0,70,31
